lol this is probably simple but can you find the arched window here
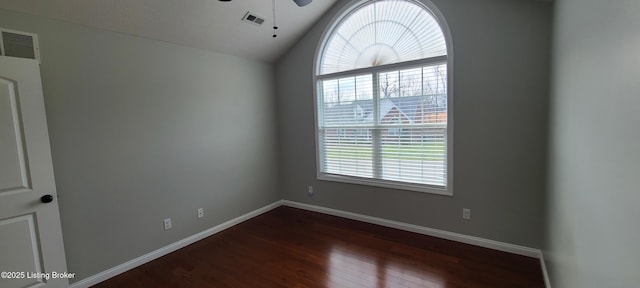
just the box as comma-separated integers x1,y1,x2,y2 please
314,0,452,194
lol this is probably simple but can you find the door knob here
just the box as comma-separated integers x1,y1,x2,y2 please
41,195,54,203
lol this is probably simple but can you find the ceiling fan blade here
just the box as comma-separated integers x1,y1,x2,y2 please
293,0,312,7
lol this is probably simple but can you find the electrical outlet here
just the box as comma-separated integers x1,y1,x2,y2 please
307,185,314,197
462,208,471,220
197,208,204,218
163,218,172,230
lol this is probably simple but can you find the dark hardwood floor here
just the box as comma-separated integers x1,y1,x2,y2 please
93,206,544,287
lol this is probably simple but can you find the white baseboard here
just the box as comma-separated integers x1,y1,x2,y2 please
281,200,541,258
539,251,552,288
72,199,547,287
70,201,282,288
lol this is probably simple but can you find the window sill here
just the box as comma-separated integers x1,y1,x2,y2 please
317,173,452,196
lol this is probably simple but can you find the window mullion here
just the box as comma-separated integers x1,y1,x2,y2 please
372,72,382,179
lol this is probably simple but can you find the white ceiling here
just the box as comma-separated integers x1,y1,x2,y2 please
0,0,337,62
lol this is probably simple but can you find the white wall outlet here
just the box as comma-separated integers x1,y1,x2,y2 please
462,208,471,220
163,218,172,230
307,185,314,197
197,208,204,218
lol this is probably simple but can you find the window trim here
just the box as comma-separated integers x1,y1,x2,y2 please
313,0,454,196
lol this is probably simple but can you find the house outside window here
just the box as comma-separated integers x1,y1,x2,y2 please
314,0,453,194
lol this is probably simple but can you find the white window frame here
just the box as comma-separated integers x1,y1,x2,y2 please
313,0,454,195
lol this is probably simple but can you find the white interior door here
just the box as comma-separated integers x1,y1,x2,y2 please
0,56,69,288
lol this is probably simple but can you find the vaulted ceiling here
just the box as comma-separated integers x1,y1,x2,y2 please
0,0,337,62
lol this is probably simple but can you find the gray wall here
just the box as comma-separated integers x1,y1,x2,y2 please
0,9,280,282
276,0,552,248
545,0,640,287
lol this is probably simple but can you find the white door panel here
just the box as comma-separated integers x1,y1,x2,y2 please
0,78,31,192
0,214,45,288
0,56,69,288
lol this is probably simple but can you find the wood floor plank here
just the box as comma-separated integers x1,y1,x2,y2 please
92,206,544,287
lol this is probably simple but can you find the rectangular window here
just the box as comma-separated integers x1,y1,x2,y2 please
317,63,449,194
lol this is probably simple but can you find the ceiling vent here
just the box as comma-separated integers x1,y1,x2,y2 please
242,12,265,26
0,28,40,62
